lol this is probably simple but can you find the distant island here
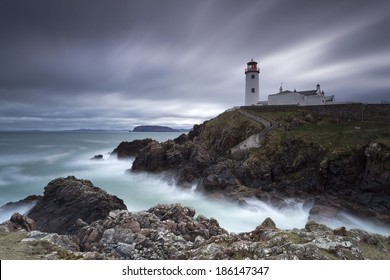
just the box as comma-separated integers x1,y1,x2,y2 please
131,125,189,132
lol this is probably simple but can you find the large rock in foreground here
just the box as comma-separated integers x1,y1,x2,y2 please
28,176,127,234
77,204,228,259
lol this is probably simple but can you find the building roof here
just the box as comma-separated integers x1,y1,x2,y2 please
268,90,292,96
247,59,258,65
297,90,317,96
324,95,334,101
269,90,318,96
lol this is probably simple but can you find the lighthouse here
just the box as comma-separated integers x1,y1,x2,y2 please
245,59,260,106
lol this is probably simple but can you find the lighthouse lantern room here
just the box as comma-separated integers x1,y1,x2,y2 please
245,59,260,106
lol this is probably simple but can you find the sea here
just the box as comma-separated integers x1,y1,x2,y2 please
0,130,389,235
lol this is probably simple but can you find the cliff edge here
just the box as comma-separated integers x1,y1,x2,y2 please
131,106,390,226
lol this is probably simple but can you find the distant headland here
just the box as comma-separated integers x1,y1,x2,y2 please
131,125,189,132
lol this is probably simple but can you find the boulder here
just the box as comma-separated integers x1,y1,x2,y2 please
259,217,277,230
9,212,36,231
174,133,188,145
90,154,103,160
28,176,127,234
333,227,349,236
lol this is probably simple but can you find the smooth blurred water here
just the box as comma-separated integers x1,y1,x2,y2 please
0,131,389,235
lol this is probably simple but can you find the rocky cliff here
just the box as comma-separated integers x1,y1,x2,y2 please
111,138,153,159
131,109,390,226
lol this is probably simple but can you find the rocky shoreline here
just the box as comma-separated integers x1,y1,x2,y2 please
128,109,390,227
1,176,390,260
1,108,389,259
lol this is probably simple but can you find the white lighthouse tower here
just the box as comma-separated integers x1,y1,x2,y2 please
245,59,260,106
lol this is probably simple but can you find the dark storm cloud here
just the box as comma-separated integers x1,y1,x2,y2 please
0,0,389,130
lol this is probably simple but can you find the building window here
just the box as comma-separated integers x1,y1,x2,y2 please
251,88,255,93
251,74,255,79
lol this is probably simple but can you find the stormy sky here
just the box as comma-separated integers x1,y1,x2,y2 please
1,0,389,130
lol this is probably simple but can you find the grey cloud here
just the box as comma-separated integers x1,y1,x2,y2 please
0,0,389,130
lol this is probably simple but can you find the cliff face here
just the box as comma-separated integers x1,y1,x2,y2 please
111,138,153,159
132,109,390,225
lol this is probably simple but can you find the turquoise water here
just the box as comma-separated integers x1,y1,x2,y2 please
0,131,389,235
0,131,183,206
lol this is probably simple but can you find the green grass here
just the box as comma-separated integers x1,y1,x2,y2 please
244,107,390,165
245,106,390,159
0,231,82,260
359,240,390,260
0,231,53,260
243,108,313,124
200,111,263,146
277,121,389,153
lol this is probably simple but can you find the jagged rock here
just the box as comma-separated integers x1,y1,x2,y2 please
17,216,390,260
200,162,237,191
259,217,277,230
111,138,153,159
250,217,277,241
334,227,349,236
75,204,228,259
3,185,389,260
28,176,127,234
3,169,390,260
132,141,168,172
9,212,36,232
90,154,103,160
130,109,390,227
183,219,390,260
361,143,390,192
305,220,332,232
174,133,188,145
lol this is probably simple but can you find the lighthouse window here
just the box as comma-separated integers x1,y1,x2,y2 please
251,88,255,93
251,74,255,79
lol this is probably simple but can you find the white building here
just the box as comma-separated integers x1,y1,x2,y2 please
268,84,334,106
244,59,260,106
